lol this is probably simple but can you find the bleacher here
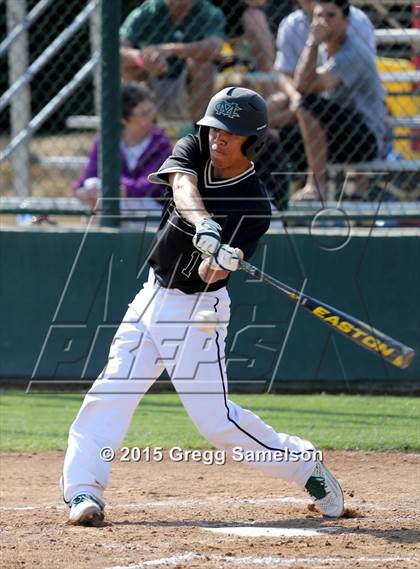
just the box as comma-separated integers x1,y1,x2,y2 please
29,26,419,195
1,1,418,210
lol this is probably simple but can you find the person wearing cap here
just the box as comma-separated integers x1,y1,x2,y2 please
61,87,344,526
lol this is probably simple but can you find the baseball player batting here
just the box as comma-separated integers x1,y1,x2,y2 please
61,87,344,525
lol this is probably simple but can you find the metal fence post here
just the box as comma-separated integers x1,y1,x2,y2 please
90,0,101,117
100,0,120,227
7,0,31,198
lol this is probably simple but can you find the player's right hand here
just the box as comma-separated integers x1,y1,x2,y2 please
193,218,222,256
208,245,242,272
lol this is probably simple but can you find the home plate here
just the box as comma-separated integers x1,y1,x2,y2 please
205,527,338,538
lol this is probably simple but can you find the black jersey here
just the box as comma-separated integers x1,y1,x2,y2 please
147,134,271,293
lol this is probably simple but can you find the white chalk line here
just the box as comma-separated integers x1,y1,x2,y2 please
205,526,340,537
0,496,305,512
106,553,419,569
0,495,418,514
107,553,195,568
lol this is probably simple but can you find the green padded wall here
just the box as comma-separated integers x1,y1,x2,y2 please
1,227,418,392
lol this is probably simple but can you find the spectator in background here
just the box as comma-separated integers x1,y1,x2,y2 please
213,0,274,72
258,0,383,203
74,83,172,211
269,0,376,128
283,0,385,200
120,0,225,122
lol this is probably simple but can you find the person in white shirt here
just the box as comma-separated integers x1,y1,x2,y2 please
268,0,375,128
255,0,379,207
264,0,384,202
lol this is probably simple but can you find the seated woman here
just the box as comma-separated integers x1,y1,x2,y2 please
74,83,172,211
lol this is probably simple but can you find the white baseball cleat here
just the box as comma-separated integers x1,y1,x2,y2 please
68,493,104,525
305,460,344,518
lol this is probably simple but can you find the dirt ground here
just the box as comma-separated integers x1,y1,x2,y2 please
0,450,419,569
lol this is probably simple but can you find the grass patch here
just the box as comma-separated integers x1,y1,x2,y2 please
0,390,418,451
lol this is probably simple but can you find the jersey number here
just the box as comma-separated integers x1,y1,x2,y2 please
181,250,201,278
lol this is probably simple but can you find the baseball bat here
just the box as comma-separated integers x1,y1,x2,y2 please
239,260,415,369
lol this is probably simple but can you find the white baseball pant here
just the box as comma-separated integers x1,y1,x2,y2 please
62,270,316,504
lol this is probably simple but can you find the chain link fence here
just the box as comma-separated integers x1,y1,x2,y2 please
0,0,419,219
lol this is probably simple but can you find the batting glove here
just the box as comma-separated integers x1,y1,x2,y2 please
208,245,243,272
193,218,222,256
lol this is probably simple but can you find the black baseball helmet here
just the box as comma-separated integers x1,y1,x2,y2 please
196,86,268,160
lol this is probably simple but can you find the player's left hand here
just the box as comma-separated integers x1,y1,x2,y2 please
209,245,244,272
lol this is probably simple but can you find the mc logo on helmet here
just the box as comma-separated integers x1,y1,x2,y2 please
214,101,242,119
